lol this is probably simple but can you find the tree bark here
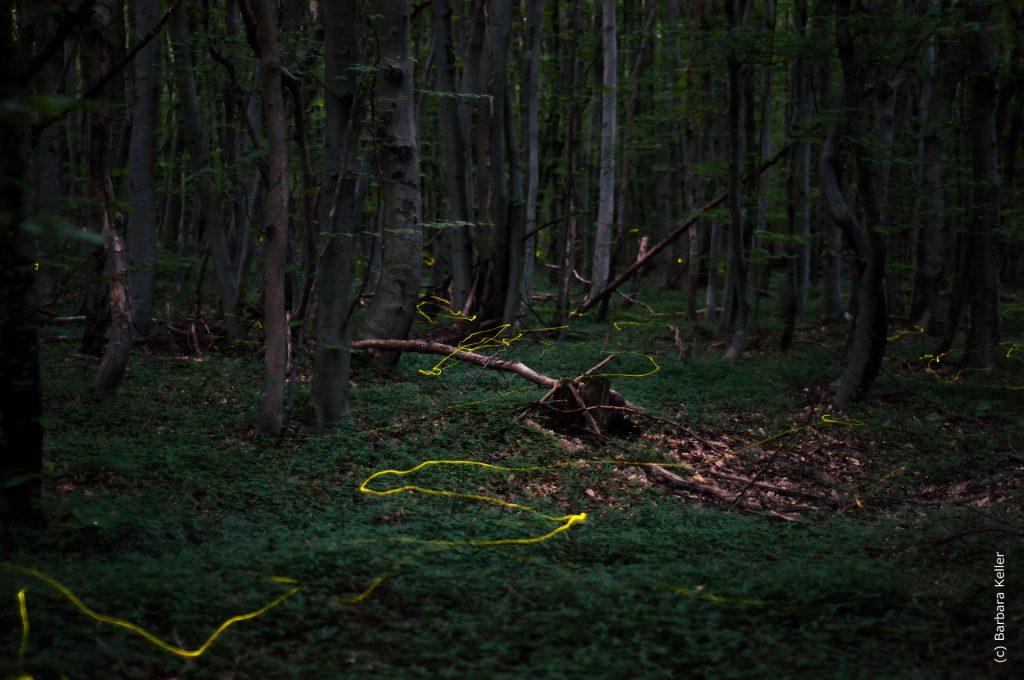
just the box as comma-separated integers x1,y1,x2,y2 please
432,0,473,312
357,0,422,372
170,3,244,340
721,0,751,360
474,0,513,322
127,0,160,338
819,0,889,409
782,0,810,349
655,0,681,290
518,0,544,325
242,0,290,435
963,0,1000,369
588,0,617,306
87,0,132,397
312,0,364,428
908,21,964,330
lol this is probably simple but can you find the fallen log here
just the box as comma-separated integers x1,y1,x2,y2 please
351,338,556,387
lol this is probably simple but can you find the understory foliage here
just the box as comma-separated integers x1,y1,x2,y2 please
2,289,1021,678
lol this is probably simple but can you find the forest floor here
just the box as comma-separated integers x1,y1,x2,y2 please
3,288,1023,678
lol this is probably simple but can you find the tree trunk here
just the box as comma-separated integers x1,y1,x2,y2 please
721,0,750,360
312,0,364,428
127,0,160,338
502,88,524,325
963,0,1000,369
908,29,965,331
357,0,422,372
588,0,617,305
170,3,244,340
655,0,681,290
819,0,889,409
518,0,544,325
432,0,472,312
474,0,513,322
782,0,810,348
242,0,290,435
87,0,132,397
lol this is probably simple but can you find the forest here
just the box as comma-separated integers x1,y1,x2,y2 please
0,0,1022,676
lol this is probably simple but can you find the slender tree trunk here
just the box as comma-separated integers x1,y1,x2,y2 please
432,0,472,311
502,88,524,324
312,0,363,427
782,0,810,348
357,0,422,372
475,0,513,322
963,0,1000,369
242,0,290,435
908,34,965,331
589,0,617,305
816,47,845,321
555,1,582,331
655,0,681,290
127,0,160,338
722,0,750,360
170,3,244,340
86,0,132,397
518,0,544,325
819,0,889,408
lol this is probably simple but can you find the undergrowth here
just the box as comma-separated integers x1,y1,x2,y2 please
2,288,1021,678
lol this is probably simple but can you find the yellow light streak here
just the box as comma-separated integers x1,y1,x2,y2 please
0,562,302,659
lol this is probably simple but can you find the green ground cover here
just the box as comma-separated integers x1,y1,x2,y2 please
2,290,1021,678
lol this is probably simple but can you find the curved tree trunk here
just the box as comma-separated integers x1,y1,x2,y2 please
819,0,889,409
88,0,132,397
357,0,422,373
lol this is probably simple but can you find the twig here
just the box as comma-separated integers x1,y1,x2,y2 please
615,290,657,315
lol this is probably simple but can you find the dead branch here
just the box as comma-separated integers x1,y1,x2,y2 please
351,338,558,387
647,464,799,521
574,142,793,316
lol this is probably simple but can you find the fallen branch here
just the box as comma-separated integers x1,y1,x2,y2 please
574,142,793,316
351,338,557,387
352,338,643,439
648,464,801,521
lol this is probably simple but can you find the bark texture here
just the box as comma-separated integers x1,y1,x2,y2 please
88,0,132,397
312,0,363,427
127,0,160,337
357,0,422,372
243,0,290,435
